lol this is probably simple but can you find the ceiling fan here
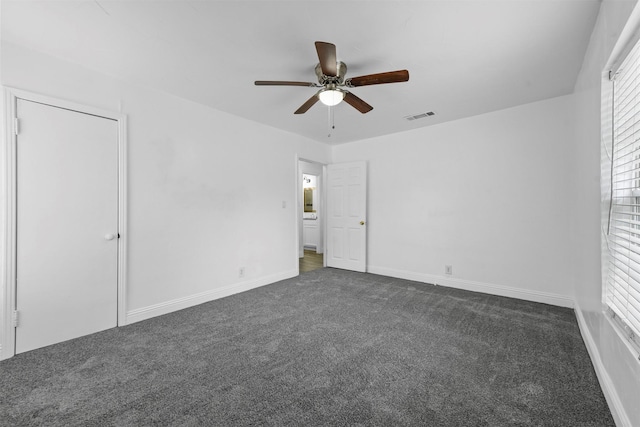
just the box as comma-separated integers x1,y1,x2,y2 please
255,41,409,114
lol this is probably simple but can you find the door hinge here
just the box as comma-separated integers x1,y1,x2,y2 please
12,310,19,327
13,118,20,136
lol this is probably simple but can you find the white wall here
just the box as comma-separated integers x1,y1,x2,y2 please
333,95,576,307
0,42,331,336
572,1,640,426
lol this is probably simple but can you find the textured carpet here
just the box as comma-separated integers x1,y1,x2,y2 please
0,268,614,426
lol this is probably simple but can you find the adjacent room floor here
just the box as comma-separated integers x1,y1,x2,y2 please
299,249,323,273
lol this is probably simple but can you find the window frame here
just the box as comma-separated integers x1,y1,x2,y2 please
605,42,640,355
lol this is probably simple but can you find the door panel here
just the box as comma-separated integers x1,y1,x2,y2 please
326,162,367,272
348,227,361,260
15,99,119,354
331,187,344,217
331,227,344,259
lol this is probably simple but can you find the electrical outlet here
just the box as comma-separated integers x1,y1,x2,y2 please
445,265,452,275
239,267,245,278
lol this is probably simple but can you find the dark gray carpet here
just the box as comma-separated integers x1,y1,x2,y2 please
0,268,613,426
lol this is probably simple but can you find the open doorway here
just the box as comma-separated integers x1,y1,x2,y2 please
298,159,325,273
300,249,323,273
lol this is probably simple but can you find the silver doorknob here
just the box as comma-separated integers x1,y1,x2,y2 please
104,233,115,241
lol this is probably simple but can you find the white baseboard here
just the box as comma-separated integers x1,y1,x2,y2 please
574,304,632,427
367,265,574,308
125,269,298,325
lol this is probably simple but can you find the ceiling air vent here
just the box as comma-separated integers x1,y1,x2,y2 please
404,111,435,121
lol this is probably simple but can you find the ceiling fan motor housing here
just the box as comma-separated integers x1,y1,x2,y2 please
315,61,347,85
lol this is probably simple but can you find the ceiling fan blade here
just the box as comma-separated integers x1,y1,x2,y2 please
343,92,373,114
315,41,338,77
346,70,409,87
294,94,320,114
255,80,317,87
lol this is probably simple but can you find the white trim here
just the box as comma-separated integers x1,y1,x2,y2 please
606,1,640,75
296,154,303,263
1,90,17,361
126,269,298,325
117,115,128,325
574,304,633,427
368,265,574,308
1,87,128,360
322,164,328,268
606,307,640,356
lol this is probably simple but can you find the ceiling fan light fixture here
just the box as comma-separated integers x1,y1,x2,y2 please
318,88,345,106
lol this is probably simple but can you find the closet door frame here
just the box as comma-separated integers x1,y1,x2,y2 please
1,87,128,360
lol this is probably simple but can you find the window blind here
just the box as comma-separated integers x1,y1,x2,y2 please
608,36,640,351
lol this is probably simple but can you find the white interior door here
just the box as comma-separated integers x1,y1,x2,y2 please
326,161,367,272
15,99,119,354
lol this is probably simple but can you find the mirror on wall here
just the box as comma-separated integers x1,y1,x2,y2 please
304,188,314,212
303,174,318,213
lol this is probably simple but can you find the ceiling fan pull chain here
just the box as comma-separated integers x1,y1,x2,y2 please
332,106,336,130
328,105,332,137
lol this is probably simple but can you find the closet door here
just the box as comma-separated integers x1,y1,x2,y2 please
15,99,119,354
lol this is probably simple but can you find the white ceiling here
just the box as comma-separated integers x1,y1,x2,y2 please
2,0,601,145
